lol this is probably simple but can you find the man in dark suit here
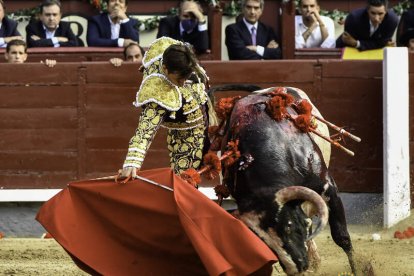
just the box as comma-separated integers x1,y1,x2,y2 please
225,0,281,60
0,0,23,48
156,0,209,54
26,0,78,48
397,7,414,49
87,0,139,47
336,0,398,51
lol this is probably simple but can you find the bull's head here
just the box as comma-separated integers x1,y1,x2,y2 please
238,186,328,275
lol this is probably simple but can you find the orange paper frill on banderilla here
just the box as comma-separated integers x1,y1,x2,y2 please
36,168,277,276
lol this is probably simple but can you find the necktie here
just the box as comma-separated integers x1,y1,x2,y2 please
251,26,256,46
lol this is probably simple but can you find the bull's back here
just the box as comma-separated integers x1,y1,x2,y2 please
228,94,327,193
252,87,331,167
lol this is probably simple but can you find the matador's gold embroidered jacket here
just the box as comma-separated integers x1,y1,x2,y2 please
123,37,209,171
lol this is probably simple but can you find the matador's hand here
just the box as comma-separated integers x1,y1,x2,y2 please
115,167,138,183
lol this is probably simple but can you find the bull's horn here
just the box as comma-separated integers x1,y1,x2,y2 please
275,186,328,240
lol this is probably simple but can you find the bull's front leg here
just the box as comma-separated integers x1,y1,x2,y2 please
325,186,356,275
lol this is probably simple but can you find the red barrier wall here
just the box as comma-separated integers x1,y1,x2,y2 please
0,60,387,197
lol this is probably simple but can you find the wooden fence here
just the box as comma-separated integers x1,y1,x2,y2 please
0,59,391,198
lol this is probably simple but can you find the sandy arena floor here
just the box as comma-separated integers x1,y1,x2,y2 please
1,213,413,276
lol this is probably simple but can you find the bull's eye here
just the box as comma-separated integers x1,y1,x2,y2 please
285,221,292,235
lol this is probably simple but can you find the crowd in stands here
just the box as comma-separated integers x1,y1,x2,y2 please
2,0,414,62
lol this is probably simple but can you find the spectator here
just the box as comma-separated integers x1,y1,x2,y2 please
26,0,78,48
4,39,26,63
156,0,209,54
109,42,145,67
335,0,398,51
0,0,23,48
87,0,139,47
225,0,281,60
396,2,414,50
5,39,56,67
295,0,335,48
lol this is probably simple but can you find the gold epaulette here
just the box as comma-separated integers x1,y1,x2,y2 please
134,74,182,111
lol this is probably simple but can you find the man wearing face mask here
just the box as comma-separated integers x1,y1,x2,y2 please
156,0,209,54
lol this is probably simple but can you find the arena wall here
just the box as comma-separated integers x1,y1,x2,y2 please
0,59,386,195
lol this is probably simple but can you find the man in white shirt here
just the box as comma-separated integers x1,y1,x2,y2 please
87,0,139,47
295,0,335,49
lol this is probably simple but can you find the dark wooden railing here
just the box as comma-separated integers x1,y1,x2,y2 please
294,48,343,59
0,59,384,195
0,47,124,62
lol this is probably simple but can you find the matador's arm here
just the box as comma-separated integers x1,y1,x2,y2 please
123,102,166,170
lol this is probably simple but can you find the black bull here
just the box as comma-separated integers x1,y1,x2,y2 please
212,86,355,275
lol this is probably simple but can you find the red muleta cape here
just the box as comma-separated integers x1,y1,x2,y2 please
36,168,277,275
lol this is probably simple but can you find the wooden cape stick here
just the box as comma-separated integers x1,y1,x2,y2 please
92,174,174,191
